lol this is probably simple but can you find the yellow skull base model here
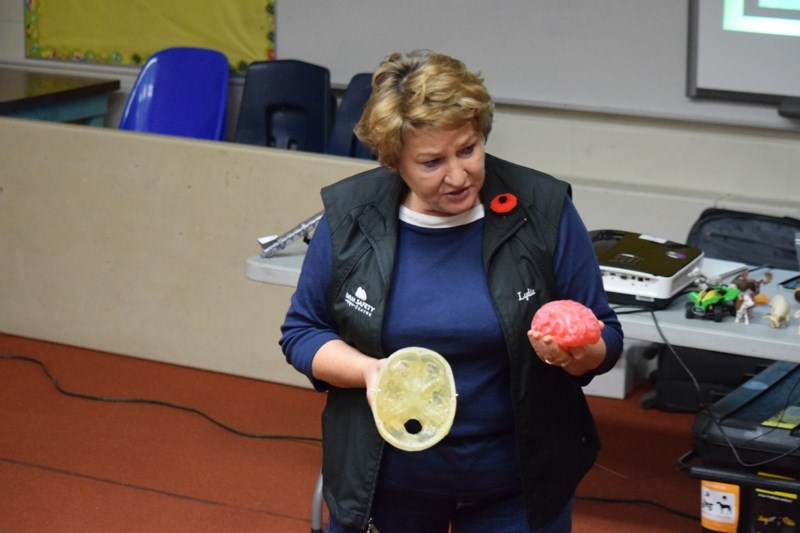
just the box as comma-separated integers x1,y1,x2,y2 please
372,347,457,452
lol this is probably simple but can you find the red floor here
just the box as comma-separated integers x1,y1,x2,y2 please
0,333,700,532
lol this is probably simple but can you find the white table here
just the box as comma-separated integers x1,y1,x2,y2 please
613,266,799,363
246,244,800,362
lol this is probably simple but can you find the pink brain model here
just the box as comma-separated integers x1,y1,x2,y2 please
531,300,601,348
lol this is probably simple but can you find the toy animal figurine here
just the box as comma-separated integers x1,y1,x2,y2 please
764,295,790,328
731,271,772,304
735,292,755,325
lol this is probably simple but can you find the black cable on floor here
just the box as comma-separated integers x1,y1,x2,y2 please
575,494,700,521
0,353,321,443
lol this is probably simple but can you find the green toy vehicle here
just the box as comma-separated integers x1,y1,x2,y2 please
685,285,742,322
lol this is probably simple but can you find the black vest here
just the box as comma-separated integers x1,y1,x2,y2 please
320,154,599,530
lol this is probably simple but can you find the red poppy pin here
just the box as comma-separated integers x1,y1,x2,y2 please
490,193,518,214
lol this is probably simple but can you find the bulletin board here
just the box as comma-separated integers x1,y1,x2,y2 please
24,0,275,74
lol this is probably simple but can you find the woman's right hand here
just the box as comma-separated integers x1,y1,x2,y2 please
311,339,386,407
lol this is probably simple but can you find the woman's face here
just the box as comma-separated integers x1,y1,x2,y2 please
395,122,485,217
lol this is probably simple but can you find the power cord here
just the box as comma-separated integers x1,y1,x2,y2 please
576,462,702,521
0,353,322,443
575,495,699,521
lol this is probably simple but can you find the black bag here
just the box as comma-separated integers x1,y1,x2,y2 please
686,208,800,270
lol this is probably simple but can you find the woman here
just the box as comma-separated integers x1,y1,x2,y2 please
280,49,623,533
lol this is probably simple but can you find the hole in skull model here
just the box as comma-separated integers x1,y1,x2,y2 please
404,419,423,434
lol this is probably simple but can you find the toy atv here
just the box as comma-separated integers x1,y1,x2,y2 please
685,285,742,322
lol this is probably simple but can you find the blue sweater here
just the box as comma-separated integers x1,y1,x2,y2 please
280,198,623,498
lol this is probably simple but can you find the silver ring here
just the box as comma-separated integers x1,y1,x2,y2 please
544,358,554,365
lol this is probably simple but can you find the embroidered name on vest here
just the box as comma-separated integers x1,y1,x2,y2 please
345,287,375,318
517,288,536,302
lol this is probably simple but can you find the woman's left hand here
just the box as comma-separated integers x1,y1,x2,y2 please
527,320,605,375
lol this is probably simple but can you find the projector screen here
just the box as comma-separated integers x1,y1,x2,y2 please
688,0,800,116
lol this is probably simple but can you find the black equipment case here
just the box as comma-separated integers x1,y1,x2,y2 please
680,361,800,532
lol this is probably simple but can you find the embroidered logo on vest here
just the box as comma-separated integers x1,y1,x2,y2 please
345,286,375,318
517,288,536,302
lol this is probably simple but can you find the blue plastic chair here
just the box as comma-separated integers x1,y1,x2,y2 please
233,60,332,153
327,72,375,160
119,47,229,141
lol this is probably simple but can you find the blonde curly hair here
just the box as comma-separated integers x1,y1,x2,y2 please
354,50,494,170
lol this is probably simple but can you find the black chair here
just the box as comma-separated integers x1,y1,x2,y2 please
327,73,375,160
233,60,332,153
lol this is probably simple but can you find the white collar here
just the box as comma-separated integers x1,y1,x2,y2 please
399,204,485,229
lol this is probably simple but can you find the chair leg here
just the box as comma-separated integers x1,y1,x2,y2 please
311,470,324,533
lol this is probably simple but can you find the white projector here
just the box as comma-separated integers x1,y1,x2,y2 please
590,230,704,309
